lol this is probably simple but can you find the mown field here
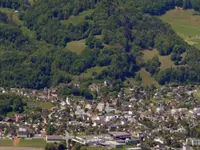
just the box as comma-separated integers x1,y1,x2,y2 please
0,139,13,147
0,138,46,148
18,139,46,148
160,9,200,49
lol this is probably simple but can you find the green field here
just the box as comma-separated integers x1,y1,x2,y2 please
66,39,86,54
61,9,94,25
160,9,200,49
143,49,175,69
65,35,107,54
18,139,46,148
26,99,54,109
137,68,159,87
0,139,13,146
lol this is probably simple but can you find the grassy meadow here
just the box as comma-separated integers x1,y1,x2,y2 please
160,9,200,49
137,68,159,87
18,139,46,148
143,49,175,69
66,39,86,54
25,99,54,110
0,139,13,146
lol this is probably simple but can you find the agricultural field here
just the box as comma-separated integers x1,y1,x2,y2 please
61,9,94,25
79,66,107,78
0,139,13,147
160,9,200,49
143,49,175,69
18,139,46,148
25,99,54,109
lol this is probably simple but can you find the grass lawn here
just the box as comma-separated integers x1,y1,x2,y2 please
18,139,46,148
66,39,86,54
137,68,159,87
26,99,54,109
160,9,200,49
143,49,175,69
61,9,94,25
0,139,13,146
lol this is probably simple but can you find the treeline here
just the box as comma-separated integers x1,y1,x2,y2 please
0,0,26,10
127,0,200,15
58,85,94,99
0,0,200,89
20,0,101,46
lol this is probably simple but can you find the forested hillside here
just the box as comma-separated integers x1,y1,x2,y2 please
1,0,200,89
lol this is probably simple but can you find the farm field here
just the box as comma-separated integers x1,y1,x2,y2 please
18,139,46,148
25,99,54,109
61,9,94,25
0,139,13,147
143,49,175,69
160,9,200,49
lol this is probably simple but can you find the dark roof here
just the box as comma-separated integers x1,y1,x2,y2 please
46,135,64,140
109,132,131,137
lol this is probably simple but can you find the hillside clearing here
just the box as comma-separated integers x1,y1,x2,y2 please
79,66,107,78
160,9,200,49
66,39,86,54
143,49,175,69
61,9,94,25
137,68,159,87
0,8,36,39
66,35,108,54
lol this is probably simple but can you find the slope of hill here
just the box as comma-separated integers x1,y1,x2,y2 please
0,0,200,89
160,9,200,49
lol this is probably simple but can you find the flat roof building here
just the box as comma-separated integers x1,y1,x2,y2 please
46,135,64,143
109,132,131,140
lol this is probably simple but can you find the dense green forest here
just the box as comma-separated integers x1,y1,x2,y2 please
1,0,200,89
0,93,25,115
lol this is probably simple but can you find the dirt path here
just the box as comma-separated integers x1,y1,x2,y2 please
13,137,20,147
